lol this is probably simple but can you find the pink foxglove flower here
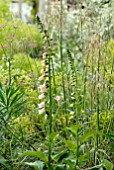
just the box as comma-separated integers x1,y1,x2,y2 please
38,108,45,114
8,34,14,39
18,82,25,85
2,45,9,49
42,60,45,67
54,96,60,101
38,102,45,109
40,69,45,75
38,94,45,100
39,84,47,92
29,43,37,48
45,67,48,72
38,75,44,81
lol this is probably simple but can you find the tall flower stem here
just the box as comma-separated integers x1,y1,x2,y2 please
60,0,68,126
36,16,53,169
48,59,53,170
43,28,53,170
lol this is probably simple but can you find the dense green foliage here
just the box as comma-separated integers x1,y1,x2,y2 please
0,0,114,170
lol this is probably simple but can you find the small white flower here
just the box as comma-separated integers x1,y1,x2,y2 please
38,102,45,109
38,94,45,99
42,60,45,67
40,69,45,75
45,67,48,72
54,96,60,101
38,75,44,81
38,108,45,114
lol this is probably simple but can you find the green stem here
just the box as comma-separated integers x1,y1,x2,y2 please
60,0,68,126
36,15,53,169
8,41,13,87
95,17,101,164
48,48,53,170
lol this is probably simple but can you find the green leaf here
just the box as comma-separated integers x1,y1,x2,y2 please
0,82,3,89
65,125,80,138
0,89,6,105
19,151,47,163
64,140,77,153
0,107,7,114
54,164,69,170
86,164,103,169
22,161,44,170
110,142,114,149
0,101,5,107
80,131,95,143
103,159,113,170
5,86,10,97
70,124,80,134
48,132,59,142
16,100,26,107
103,133,114,140
52,150,69,163
79,152,89,163
10,92,24,106
0,158,10,170
61,155,76,168
9,86,20,99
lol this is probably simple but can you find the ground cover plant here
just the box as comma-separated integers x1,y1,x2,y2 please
0,0,114,170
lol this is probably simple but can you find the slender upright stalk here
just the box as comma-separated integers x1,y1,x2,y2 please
36,16,53,169
44,26,53,170
48,51,53,170
52,57,56,95
95,16,101,164
44,31,53,170
8,41,13,87
60,0,68,126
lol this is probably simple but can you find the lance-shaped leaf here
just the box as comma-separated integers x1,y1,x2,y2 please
19,151,48,163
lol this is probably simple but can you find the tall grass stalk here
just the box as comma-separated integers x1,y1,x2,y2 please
8,42,13,86
95,15,102,165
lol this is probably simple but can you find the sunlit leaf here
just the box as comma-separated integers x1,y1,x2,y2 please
19,151,47,163
103,159,113,170
47,132,59,142
0,88,6,105
64,140,77,153
86,164,103,170
80,131,95,143
22,161,44,170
